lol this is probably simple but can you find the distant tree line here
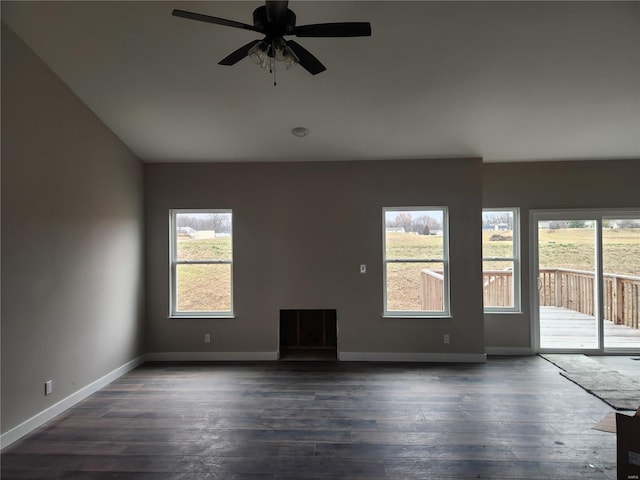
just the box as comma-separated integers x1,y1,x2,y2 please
482,212,513,229
386,213,442,235
551,220,640,229
176,214,231,233
603,220,640,229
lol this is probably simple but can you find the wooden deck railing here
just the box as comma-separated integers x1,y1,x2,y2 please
539,268,640,330
604,274,640,329
483,270,513,307
419,267,640,330
420,269,516,309
420,269,444,311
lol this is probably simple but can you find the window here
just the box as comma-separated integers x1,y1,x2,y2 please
170,209,233,317
383,207,450,317
482,208,520,312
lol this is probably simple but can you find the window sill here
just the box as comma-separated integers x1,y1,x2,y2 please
383,314,452,320
170,314,236,319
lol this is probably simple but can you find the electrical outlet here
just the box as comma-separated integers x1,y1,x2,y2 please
45,380,53,396
204,333,211,344
443,334,450,344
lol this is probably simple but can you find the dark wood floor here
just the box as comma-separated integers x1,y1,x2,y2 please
1,357,622,479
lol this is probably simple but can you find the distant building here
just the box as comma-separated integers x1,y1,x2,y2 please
177,226,196,238
482,223,509,231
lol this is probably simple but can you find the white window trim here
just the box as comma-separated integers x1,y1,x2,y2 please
383,206,451,318
169,209,234,318
482,207,521,313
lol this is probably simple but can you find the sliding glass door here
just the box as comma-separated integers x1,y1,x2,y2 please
536,215,598,350
533,210,640,353
602,218,640,350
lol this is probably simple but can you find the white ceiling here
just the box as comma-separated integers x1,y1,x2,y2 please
2,1,639,163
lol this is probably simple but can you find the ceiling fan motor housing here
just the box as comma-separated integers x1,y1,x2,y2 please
253,5,296,35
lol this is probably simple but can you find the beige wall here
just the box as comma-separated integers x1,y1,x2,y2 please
483,160,640,351
145,159,485,358
1,24,145,434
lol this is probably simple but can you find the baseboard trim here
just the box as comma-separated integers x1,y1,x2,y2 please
338,352,487,363
1,356,145,450
485,347,534,356
144,351,279,362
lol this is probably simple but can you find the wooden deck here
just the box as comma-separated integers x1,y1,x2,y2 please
540,306,640,350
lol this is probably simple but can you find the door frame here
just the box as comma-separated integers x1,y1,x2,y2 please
530,208,640,354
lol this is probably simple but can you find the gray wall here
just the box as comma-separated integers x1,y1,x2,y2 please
1,25,145,434
3,13,637,440
145,159,485,357
483,160,640,350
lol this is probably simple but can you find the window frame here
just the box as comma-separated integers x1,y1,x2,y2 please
169,208,234,318
382,206,451,318
482,207,521,313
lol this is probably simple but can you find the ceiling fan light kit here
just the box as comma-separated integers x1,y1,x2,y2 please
248,38,299,72
172,0,371,81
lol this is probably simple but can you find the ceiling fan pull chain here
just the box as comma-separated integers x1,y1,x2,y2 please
272,40,277,86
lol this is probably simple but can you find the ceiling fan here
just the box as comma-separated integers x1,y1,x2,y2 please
172,1,371,77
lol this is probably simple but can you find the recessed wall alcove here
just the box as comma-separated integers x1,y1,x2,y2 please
279,309,338,360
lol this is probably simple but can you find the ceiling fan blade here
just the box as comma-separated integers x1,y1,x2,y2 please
172,9,260,33
219,40,262,66
286,40,326,75
293,22,371,37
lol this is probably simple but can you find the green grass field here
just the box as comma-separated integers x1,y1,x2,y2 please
539,228,640,276
177,235,232,261
175,236,232,311
174,228,640,312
